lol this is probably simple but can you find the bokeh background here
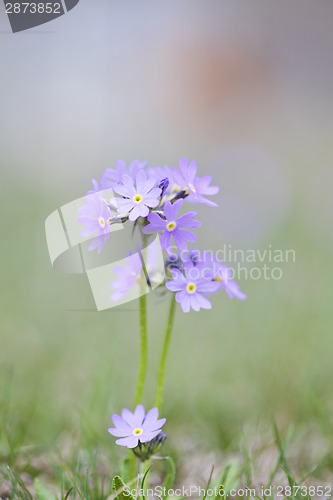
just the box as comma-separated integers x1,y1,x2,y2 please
1,0,333,490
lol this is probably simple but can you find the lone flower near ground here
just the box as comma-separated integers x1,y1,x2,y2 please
142,199,201,255
108,404,166,448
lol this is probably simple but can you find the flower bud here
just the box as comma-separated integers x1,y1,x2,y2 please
133,432,167,461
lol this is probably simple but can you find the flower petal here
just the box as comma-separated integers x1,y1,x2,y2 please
108,427,131,438
136,169,148,192
129,204,142,221
172,230,188,252
113,182,135,198
175,291,191,313
112,413,130,430
133,404,145,427
191,293,212,310
115,435,139,448
139,430,161,443
160,231,172,255
143,407,158,426
121,408,135,426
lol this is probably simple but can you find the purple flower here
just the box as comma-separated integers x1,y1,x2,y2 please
108,404,166,448
110,244,163,302
146,166,175,196
183,251,247,301
214,263,247,300
113,170,161,221
103,160,147,187
110,254,142,302
142,199,201,256
88,160,147,194
77,194,111,254
171,158,219,207
165,260,220,313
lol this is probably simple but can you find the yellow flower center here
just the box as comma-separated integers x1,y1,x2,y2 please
98,217,105,228
189,183,196,193
133,428,143,436
186,283,196,294
133,194,143,204
166,221,177,232
214,275,222,284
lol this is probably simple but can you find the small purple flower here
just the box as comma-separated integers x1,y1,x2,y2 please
103,160,147,187
165,260,220,313
215,263,247,300
146,166,175,196
108,404,166,448
184,251,247,301
110,254,142,302
142,199,201,256
88,160,147,194
113,170,161,221
171,158,219,207
77,194,111,254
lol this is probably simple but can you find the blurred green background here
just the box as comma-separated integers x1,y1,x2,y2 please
1,0,333,491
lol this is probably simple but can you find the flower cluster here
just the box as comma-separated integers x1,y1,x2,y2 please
78,158,217,253
78,158,246,312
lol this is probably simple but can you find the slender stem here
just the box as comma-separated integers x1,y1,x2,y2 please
134,290,147,407
154,296,176,411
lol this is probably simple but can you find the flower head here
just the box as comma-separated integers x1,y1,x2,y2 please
110,254,142,302
77,194,111,254
108,404,166,448
87,160,147,194
113,170,161,221
214,262,247,300
110,243,164,302
165,260,220,312
171,158,219,207
142,199,201,256
103,160,147,187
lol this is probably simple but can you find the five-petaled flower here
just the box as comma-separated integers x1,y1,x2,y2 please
165,260,220,313
113,170,161,221
77,194,112,254
214,262,247,300
171,157,219,207
108,404,166,448
142,199,201,256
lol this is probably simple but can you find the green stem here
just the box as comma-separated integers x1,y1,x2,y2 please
134,290,147,407
154,296,176,411
130,241,149,481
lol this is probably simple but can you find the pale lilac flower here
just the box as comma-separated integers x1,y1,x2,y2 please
214,262,247,300
146,166,175,196
108,404,166,448
77,194,111,254
102,160,147,187
110,254,142,302
113,170,161,221
88,160,147,194
171,158,219,207
110,243,163,302
184,251,247,301
165,260,220,313
142,199,201,256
